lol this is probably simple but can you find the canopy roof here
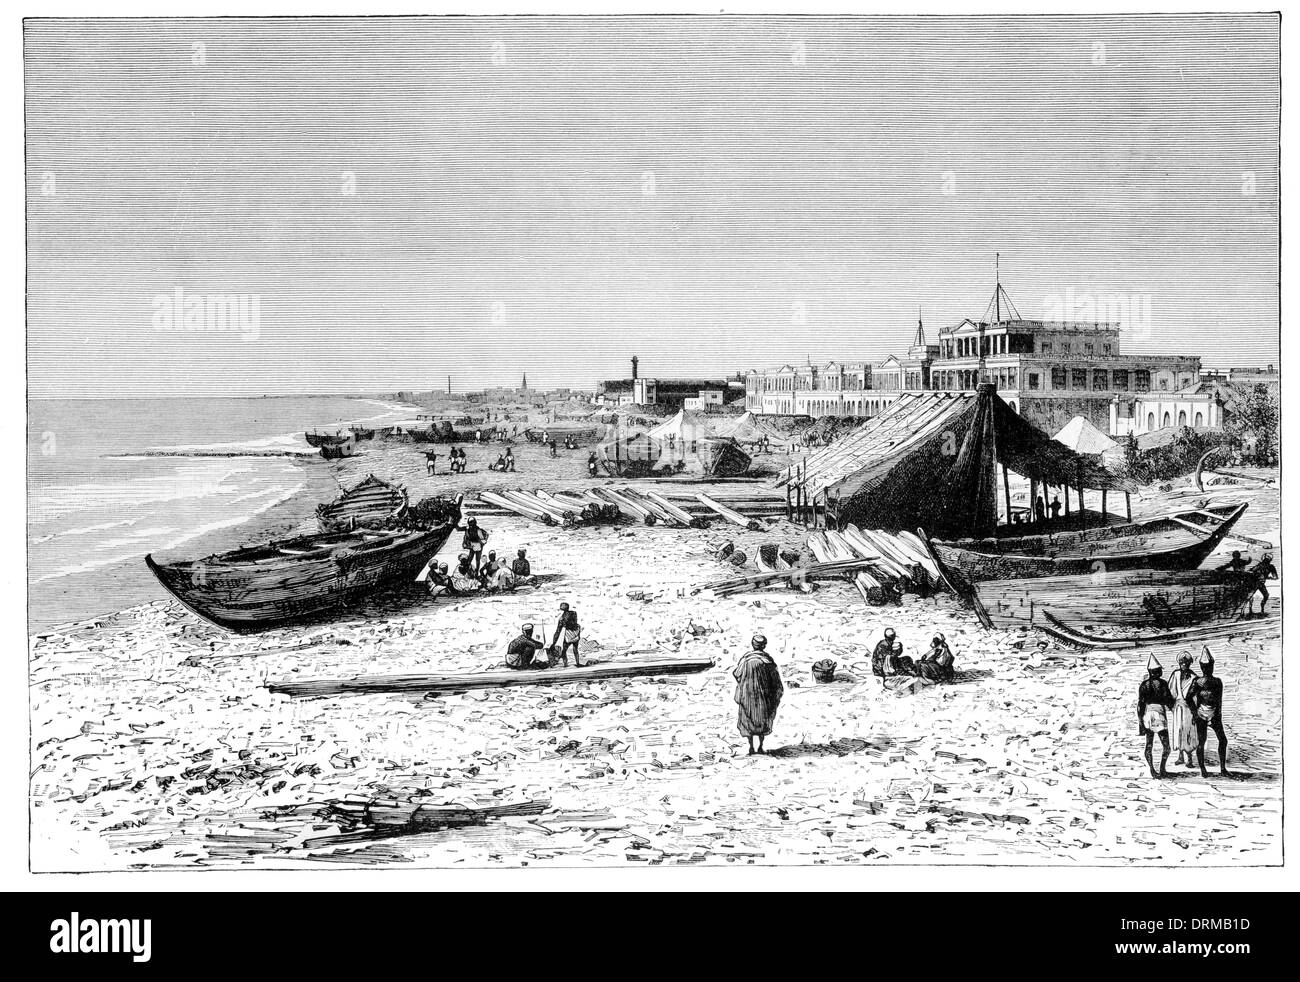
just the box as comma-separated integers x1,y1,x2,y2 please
1054,415,1120,455
779,386,1136,537
647,408,713,442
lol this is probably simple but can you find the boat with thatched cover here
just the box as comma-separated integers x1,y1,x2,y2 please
316,475,408,533
145,523,454,633
348,425,375,440
319,439,356,460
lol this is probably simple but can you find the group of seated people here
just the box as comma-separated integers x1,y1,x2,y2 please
426,547,536,598
871,628,956,684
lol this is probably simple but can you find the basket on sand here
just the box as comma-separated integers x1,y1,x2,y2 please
812,659,837,683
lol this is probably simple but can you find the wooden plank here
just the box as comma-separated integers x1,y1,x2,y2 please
696,492,755,528
644,490,698,526
268,657,715,697
1168,515,1213,538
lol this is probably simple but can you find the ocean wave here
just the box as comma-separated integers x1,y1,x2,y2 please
155,482,307,555
30,462,262,521
28,518,139,545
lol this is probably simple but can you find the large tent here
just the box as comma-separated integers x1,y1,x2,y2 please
1054,415,1126,471
715,412,793,449
778,384,1136,538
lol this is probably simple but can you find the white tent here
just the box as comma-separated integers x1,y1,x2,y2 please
1053,415,1119,455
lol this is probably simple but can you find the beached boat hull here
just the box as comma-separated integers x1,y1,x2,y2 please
931,503,1248,582
317,474,408,533
145,523,454,633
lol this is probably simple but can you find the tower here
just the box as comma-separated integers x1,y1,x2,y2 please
522,372,528,391
631,355,639,381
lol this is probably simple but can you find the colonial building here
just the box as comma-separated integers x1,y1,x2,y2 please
743,359,877,416
746,278,1211,437
596,356,734,408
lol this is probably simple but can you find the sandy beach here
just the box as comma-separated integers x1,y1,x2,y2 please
29,434,1281,870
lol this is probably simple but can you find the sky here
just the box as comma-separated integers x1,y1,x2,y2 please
25,14,1280,399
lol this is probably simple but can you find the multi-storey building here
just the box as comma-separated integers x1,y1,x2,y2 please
743,360,877,416
746,279,1213,436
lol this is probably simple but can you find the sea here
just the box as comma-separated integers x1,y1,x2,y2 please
27,396,418,633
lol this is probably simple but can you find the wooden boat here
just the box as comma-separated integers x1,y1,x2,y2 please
1039,609,1280,651
976,569,1263,632
319,439,355,460
407,427,439,443
316,475,408,533
348,425,375,441
703,438,752,477
145,523,454,633
931,503,1248,582
304,431,349,448
267,656,715,697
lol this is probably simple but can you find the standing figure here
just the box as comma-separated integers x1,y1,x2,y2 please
558,608,582,667
1187,647,1230,777
424,450,439,475
587,451,599,478
733,634,784,755
1217,549,1250,573
549,602,570,659
504,447,515,472
549,438,559,458
1247,553,1277,616
1049,496,1062,522
458,517,489,573
1137,653,1175,778
1034,495,1046,525
1167,652,1199,768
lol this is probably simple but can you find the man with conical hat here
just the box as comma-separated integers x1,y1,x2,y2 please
733,634,783,755
1167,652,1199,768
1186,646,1230,777
1137,653,1175,778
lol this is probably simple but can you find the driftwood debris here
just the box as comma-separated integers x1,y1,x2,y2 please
268,657,715,697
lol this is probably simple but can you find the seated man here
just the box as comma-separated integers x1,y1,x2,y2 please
915,634,955,683
426,562,451,600
511,548,535,585
450,554,482,594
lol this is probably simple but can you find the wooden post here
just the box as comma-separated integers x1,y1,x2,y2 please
1101,488,1108,521
1126,491,1132,522
1002,462,1013,529
1064,483,1070,516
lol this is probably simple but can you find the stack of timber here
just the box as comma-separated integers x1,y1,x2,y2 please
472,485,786,526
477,489,622,527
803,526,947,605
976,569,1268,633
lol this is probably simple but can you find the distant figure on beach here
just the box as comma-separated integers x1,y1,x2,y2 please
505,623,545,670
1034,496,1046,525
549,439,559,458
1049,496,1061,522
424,450,438,475
1247,553,1277,616
1137,653,1175,778
491,454,507,472
1168,652,1198,768
1217,549,1250,573
1187,647,1229,777
549,602,570,659
558,608,582,666
475,428,482,443
449,446,463,474
872,628,897,680
909,562,931,599
587,451,598,478
458,517,489,573
511,548,534,586
733,634,783,755
504,447,515,472
915,634,955,683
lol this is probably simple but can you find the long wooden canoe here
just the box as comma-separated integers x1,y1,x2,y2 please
1039,609,1280,650
317,474,408,533
146,522,454,633
267,656,715,697
932,503,1248,582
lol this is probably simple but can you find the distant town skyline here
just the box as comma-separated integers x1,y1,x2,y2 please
26,14,1279,399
